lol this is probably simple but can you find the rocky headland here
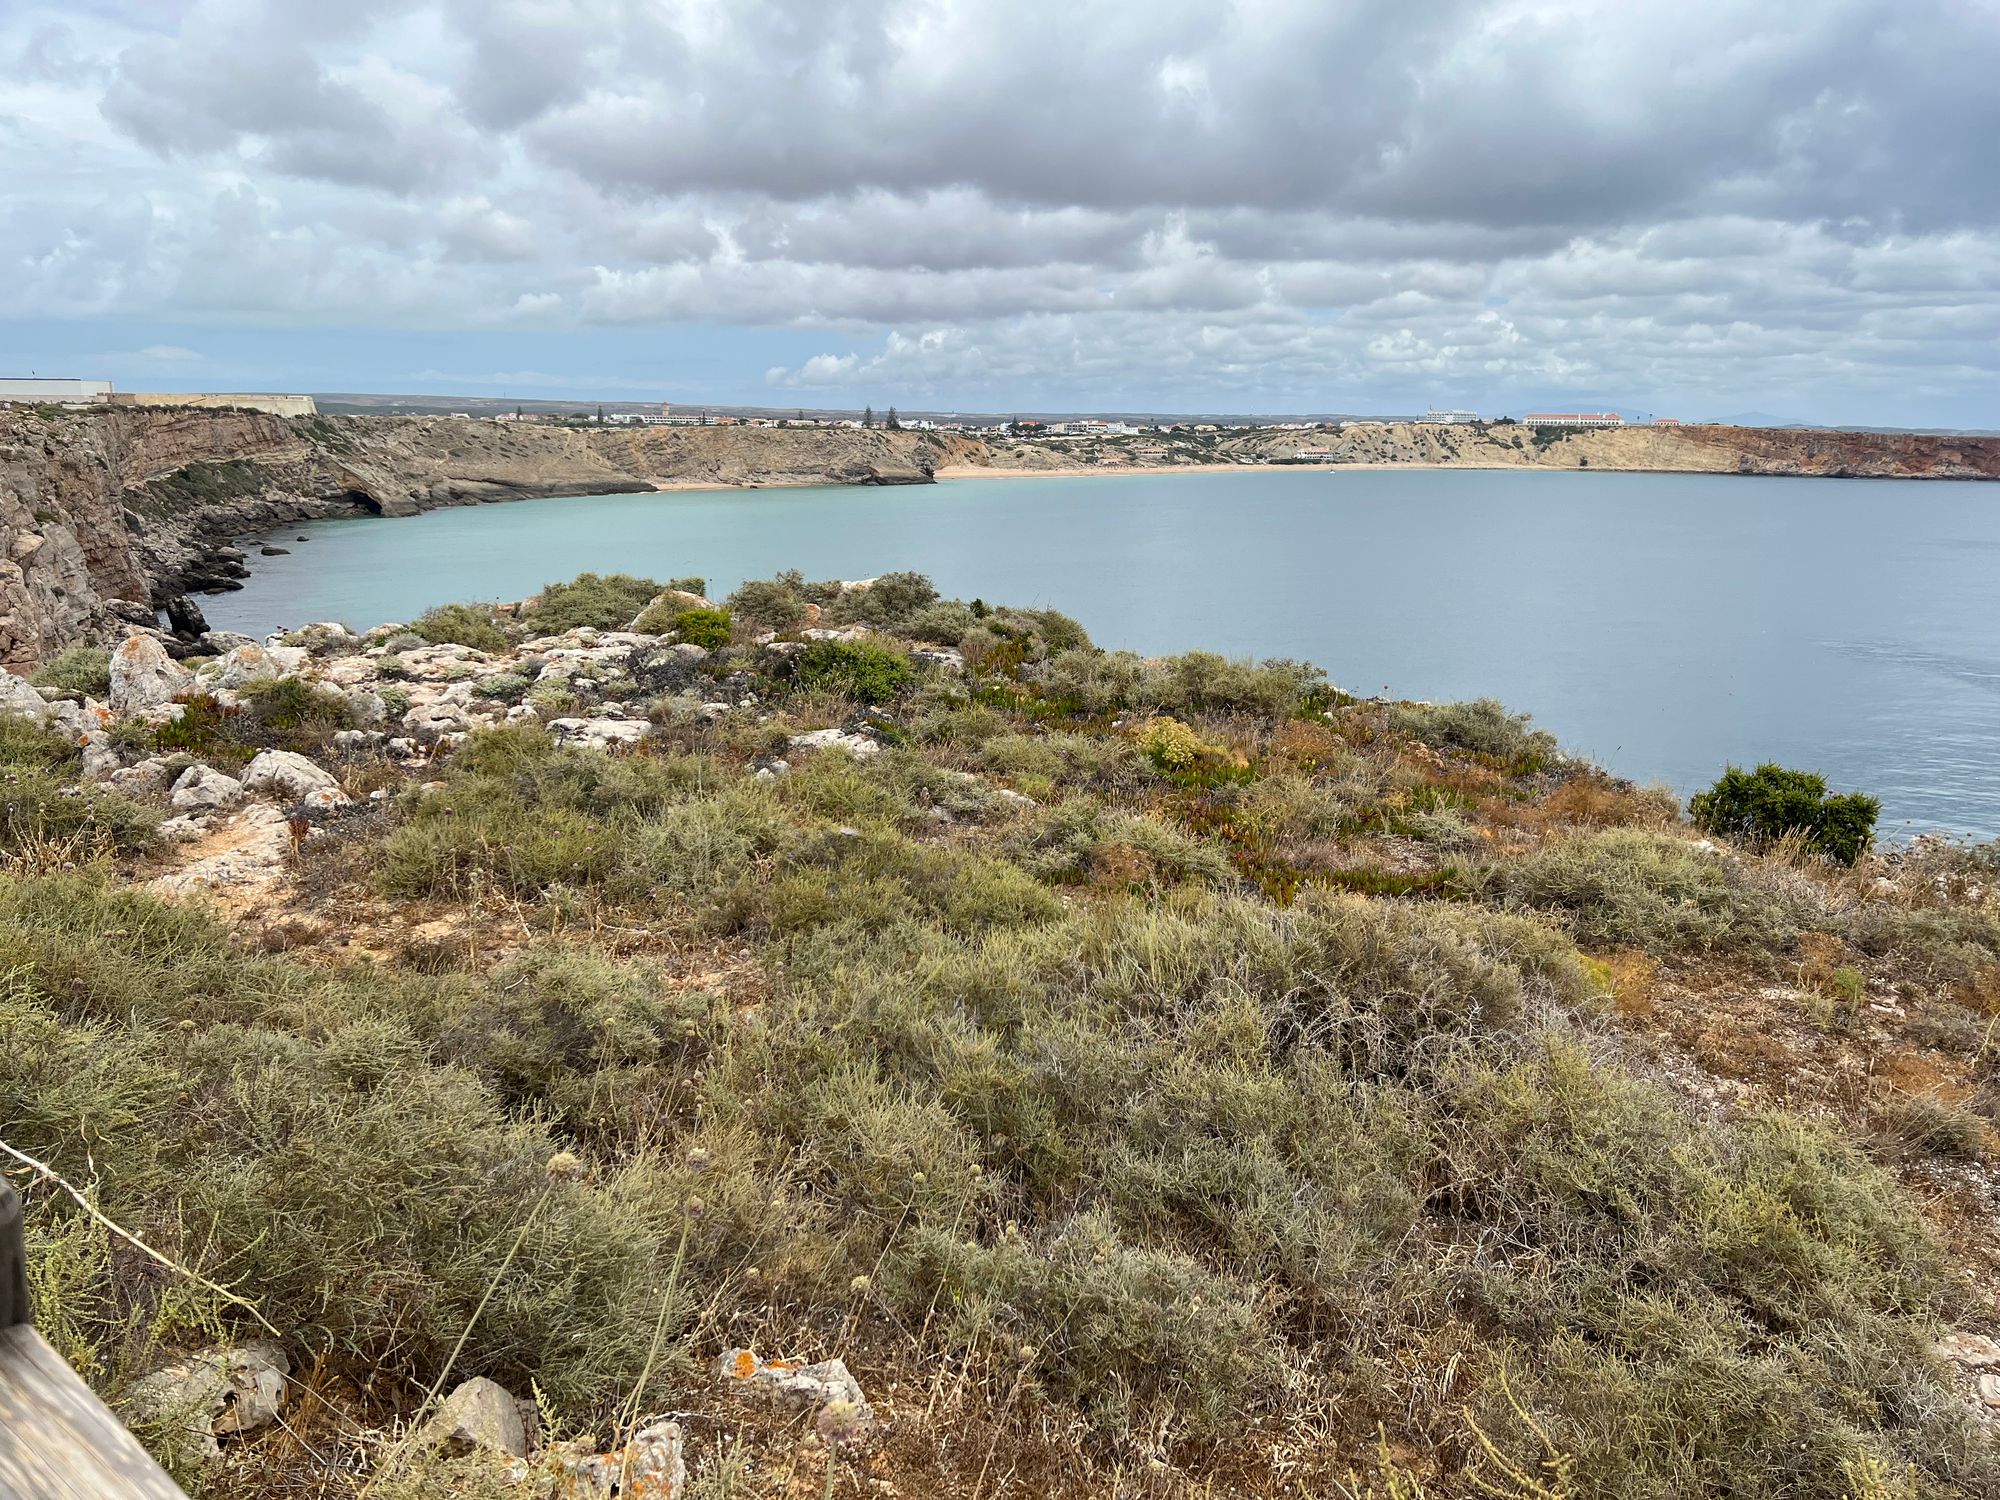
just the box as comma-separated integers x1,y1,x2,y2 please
4,403,1997,670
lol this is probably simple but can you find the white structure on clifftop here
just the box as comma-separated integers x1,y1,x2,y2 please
0,378,315,417
1521,411,1624,428
0,377,114,404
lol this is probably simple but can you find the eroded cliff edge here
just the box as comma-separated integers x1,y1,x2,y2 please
3,405,1996,666
0,408,953,665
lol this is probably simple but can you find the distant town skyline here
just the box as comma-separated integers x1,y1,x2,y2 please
3,1,1997,428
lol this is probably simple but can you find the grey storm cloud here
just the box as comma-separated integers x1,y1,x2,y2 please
3,0,1998,420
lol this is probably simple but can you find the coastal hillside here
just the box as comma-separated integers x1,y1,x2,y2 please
4,404,1997,668
2,568,1999,1498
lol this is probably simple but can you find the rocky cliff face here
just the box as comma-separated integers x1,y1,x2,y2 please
0,409,948,666
3,405,1996,667
1216,420,2000,477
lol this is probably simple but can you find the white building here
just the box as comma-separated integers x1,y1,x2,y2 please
0,377,113,405
1521,411,1624,428
1419,408,1479,424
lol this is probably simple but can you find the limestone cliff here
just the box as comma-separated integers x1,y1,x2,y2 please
0,408,947,666
1210,421,2000,477
3,405,1996,667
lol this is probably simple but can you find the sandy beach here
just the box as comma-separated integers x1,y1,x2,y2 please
931,460,1511,480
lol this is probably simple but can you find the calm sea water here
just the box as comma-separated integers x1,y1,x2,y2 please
205,469,2000,841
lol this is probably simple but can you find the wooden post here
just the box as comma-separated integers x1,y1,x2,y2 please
0,1180,191,1500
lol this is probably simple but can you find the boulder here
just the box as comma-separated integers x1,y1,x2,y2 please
110,758,176,794
788,727,882,759
555,1418,686,1498
43,698,111,738
242,750,350,807
423,1376,529,1460
207,643,283,690
402,703,471,743
714,1348,875,1434
78,732,122,780
549,717,651,750
163,595,210,639
198,630,260,656
264,644,311,676
0,671,48,720
108,635,195,714
287,622,358,655
125,1342,290,1462
171,764,247,813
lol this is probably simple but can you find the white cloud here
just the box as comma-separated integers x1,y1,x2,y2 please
0,0,1996,422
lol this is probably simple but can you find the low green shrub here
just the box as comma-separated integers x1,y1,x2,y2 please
412,602,510,654
768,826,1059,933
235,676,355,734
1012,798,1233,887
795,638,914,703
1484,828,1826,954
1691,763,1880,866
473,672,532,701
725,578,810,631
522,573,663,633
1144,651,1329,719
823,570,939,628
30,646,112,698
0,878,672,1408
670,607,733,650
1389,697,1558,768
0,725,157,855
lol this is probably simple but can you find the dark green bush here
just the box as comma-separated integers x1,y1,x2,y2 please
672,607,733,650
795,638,914,703
1691,763,1879,865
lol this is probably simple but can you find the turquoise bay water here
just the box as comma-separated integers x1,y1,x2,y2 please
206,469,2000,840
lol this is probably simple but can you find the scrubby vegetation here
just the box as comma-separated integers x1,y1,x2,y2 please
519,572,662,633
4,569,2000,1499
30,645,112,697
411,601,511,654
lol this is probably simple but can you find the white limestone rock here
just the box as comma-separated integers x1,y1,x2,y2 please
423,1376,529,1460
125,1342,290,1462
0,671,47,719
549,716,651,750
171,764,247,813
788,727,882,759
108,635,193,714
242,749,349,807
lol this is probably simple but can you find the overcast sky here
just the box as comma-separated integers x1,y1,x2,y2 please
3,0,1997,423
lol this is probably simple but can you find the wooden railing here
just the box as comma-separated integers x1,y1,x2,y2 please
0,1180,190,1499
